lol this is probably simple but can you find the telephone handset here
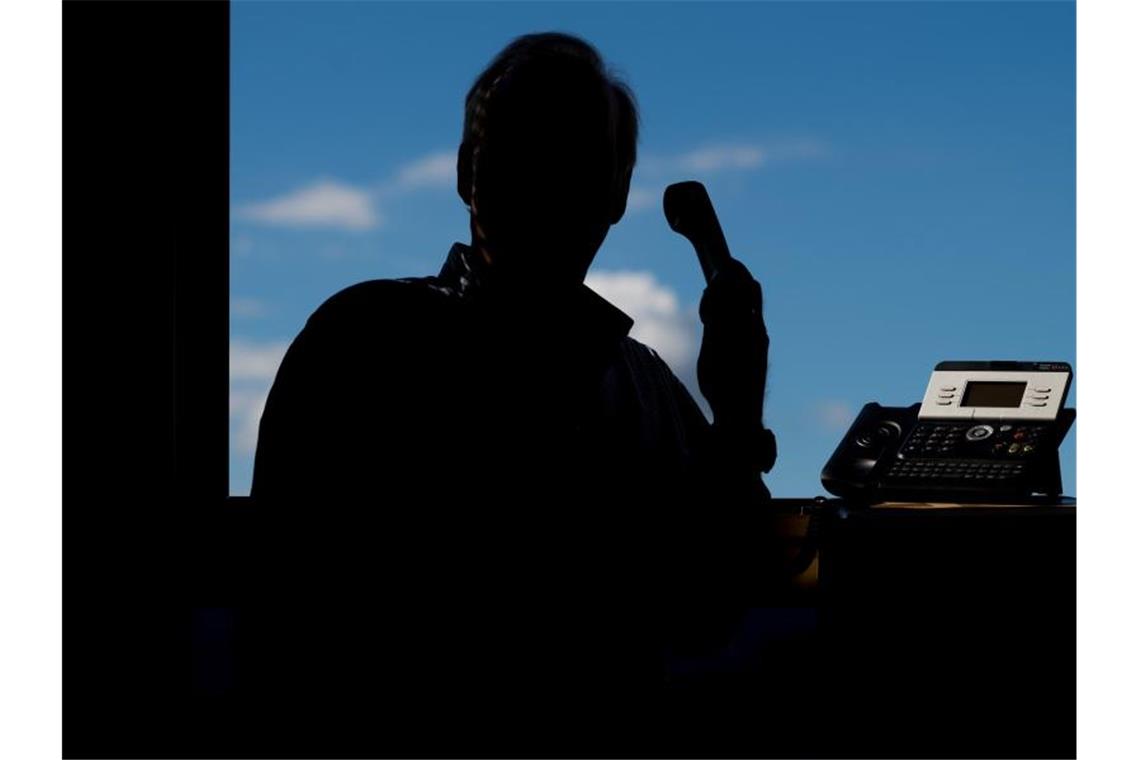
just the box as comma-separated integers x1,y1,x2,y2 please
663,181,733,285
821,361,1075,504
664,180,777,473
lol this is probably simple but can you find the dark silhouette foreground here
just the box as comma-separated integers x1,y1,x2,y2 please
247,32,783,754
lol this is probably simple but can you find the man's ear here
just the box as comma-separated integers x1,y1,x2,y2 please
608,163,634,226
457,141,474,207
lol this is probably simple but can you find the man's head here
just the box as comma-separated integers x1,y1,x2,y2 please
457,33,639,288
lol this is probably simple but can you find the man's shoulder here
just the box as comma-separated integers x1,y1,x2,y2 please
309,276,453,325
616,335,674,380
615,335,701,404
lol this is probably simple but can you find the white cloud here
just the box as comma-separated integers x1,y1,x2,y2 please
633,138,827,193
625,185,657,212
234,150,457,237
237,180,381,231
639,142,766,178
391,151,455,190
813,400,855,432
585,270,698,372
229,338,291,457
231,297,268,319
624,141,787,214
763,138,829,162
677,144,764,172
230,338,289,381
230,387,270,456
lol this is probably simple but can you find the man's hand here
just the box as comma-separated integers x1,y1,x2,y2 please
697,258,776,473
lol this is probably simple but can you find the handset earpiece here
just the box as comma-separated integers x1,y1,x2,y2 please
663,181,733,285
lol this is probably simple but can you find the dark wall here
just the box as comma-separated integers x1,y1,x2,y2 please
66,2,228,756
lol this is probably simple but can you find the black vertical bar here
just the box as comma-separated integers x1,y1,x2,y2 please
65,1,230,756
171,2,230,504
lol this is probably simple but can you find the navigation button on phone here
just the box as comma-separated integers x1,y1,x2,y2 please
966,425,994,441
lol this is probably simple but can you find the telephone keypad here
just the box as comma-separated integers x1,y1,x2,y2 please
900,422,1047,461
884,459,1027,484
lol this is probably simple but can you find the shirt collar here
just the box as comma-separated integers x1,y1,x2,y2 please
438,242,634,341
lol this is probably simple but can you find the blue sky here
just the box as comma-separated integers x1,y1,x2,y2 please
230,0,1075,498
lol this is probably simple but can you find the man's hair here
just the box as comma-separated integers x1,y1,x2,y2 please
461,32,640,200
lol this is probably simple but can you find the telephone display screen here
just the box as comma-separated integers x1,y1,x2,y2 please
961,381,1027,408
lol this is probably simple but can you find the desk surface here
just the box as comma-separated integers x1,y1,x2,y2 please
770,495,1075,512
771,495,1074,594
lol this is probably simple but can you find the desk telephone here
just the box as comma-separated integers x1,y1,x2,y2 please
821,361,1074,503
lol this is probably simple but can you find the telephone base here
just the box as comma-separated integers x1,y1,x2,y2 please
821,403,1074,505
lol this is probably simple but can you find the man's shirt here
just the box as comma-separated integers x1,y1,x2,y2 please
247,242,778,729
253,241,770,509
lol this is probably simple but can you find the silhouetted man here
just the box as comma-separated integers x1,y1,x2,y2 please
248,32,779,754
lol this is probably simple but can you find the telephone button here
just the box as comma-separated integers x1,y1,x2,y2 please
966,425,994,441
1034,388,1051,393
940,386,957,392
1027,402,1047,407
936,400,953,406
999,425,1013,432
